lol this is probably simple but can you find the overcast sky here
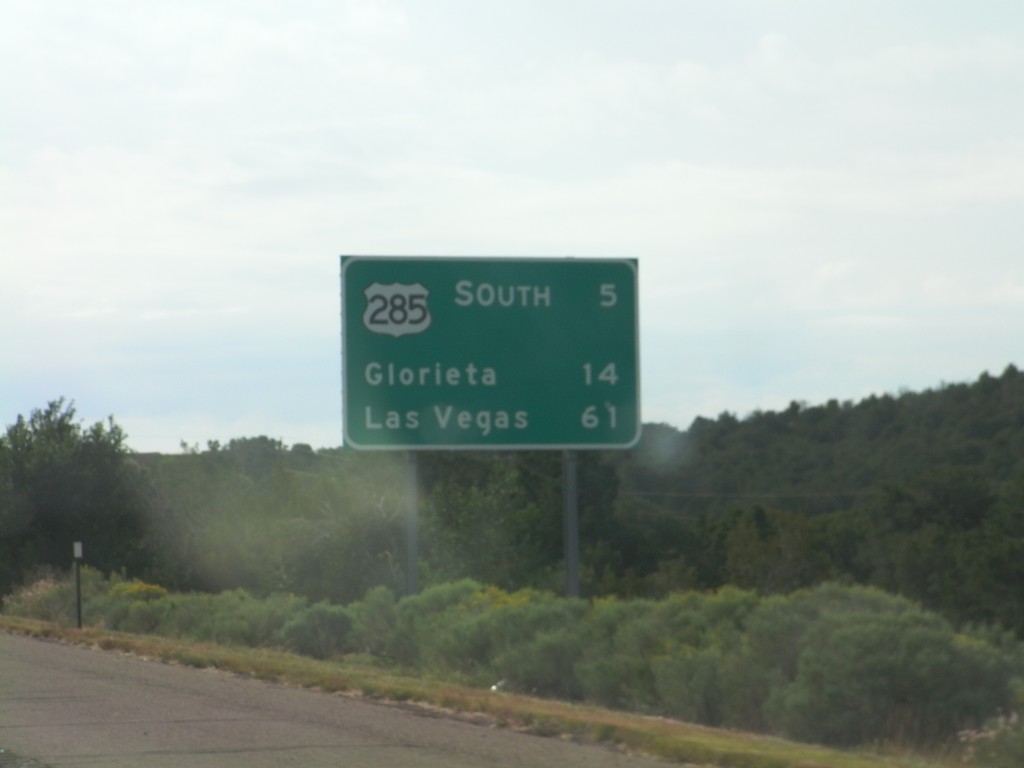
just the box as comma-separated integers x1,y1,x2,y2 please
3,1,1023,452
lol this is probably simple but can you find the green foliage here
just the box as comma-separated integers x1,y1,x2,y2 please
141,446,406,603
116,597,171,634
0,399,149,593
184,590,300,647
278,601,354,659
651,645,725,724
607,365,1024,632
387,579,486,667
574,597,658,708
962,713,1024,768
492,624,586,699
1,570,74,624
10,367,1024,639
769,611,985,745
420,457,543,589
347,585,397,656
384,579,590,692
108,580,168,601
0,565,118,625
338,579,1024,748
725,507,831,594
6,368,1024,748
4,572,1022,751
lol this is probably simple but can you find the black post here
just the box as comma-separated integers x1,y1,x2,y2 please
73,541,83,629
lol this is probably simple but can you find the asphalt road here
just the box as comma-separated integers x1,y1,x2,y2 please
0,632,667,768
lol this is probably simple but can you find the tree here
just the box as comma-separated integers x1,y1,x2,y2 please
0,399,149,592
724,507,830,594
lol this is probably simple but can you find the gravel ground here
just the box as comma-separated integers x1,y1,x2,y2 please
0,748,50,768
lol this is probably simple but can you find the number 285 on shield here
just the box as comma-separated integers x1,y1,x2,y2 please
362,282,432,338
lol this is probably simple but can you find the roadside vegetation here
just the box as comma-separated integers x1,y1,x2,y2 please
3,569,1023,766
3,365,1024,763
0,615,935,768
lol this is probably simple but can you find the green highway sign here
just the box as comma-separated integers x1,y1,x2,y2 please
340,256,640,450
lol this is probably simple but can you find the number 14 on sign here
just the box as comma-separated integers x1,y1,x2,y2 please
582,362,619,386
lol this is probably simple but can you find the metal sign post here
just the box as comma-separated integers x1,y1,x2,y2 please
563,451,580,597
405,451,419,595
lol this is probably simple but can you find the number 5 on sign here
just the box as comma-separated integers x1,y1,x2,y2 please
600,283,617,307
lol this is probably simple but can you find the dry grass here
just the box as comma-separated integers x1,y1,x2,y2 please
0,616,958,768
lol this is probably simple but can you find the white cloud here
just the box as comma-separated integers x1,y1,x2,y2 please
837,36,1023,89
3,2,1024,448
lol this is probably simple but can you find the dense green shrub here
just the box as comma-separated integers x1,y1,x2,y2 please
963,713,1024,767
278,601,354,659
151,592,224,637
90,576,172,632
764,599,1015,745
492,624,587,699
180,590,300,647
387,579,483,666
651,645,725,724
117,598,170,634
385,580,587,684
108,581,168,601
459,589,587,679
719,590,818,730
3,571,79,624
347,585,397,656
3,566,118,626
574,597,657,708
575,588,758,717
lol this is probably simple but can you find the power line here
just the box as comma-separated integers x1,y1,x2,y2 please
621,489,875,499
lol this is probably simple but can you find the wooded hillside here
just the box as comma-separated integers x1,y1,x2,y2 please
3,364,1023,634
